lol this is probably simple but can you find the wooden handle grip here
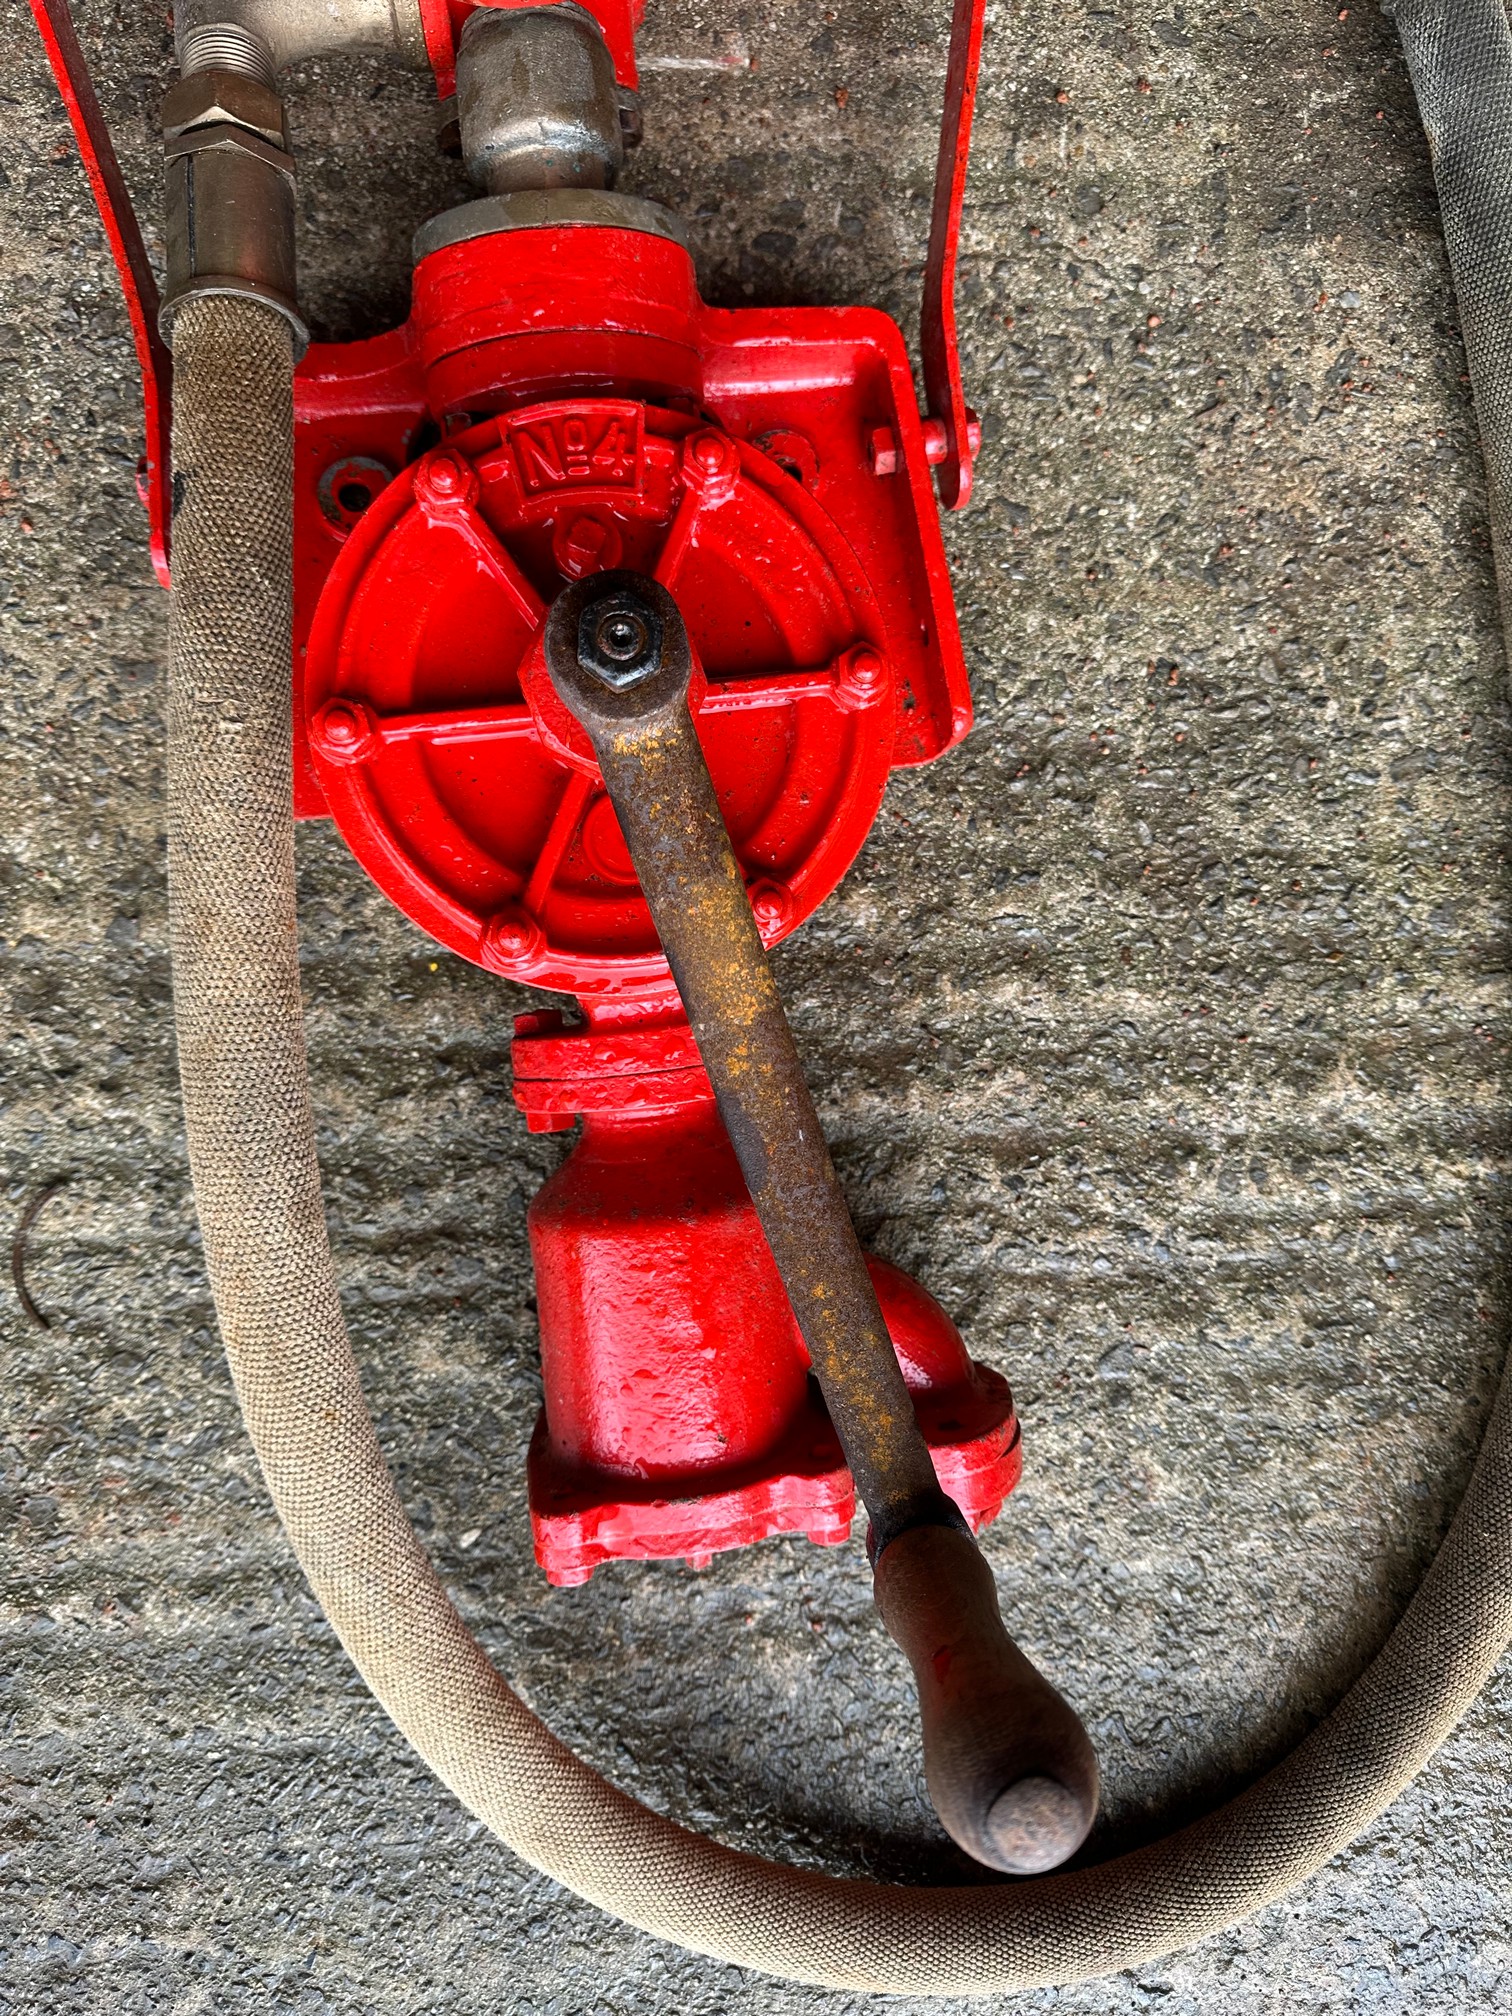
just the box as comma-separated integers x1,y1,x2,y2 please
873,1522,1099,1873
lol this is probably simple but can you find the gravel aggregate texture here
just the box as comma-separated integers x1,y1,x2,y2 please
2,0,1511,2009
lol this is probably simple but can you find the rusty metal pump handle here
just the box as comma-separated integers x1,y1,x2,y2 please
542,573,1099,1874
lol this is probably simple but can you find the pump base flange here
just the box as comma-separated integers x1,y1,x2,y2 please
527,1300,1024,1587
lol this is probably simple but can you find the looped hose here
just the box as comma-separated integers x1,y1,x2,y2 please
165,1,1512,1982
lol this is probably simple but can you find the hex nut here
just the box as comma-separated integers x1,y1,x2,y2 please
162,68,287,147
577,590,664,691
835,645,888,712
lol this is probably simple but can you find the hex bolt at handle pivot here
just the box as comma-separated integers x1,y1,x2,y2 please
543,570,1100,1874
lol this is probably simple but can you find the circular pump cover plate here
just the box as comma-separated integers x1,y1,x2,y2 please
304,399,895,998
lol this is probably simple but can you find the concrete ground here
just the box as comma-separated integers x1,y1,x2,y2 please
3,0,1511,2008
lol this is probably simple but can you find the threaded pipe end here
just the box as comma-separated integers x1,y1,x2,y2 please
180,23,275,84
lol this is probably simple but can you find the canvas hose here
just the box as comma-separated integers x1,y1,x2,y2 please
162,0,1512,1993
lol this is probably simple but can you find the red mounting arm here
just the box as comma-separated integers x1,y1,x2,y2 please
921,0,986,512
28,0,173,585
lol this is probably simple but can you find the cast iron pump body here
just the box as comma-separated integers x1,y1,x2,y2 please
183,0,1018,1586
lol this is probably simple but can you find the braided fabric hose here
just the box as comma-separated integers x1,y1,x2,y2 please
1394,0,1512,617
166,1,1512,1981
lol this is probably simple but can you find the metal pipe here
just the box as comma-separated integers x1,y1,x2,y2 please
456,4,625,195
173,0,428,76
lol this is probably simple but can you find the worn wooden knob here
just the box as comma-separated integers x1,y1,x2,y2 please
873,1521,1099,1873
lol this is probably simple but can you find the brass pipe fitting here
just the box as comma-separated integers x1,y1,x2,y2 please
159,66,304,354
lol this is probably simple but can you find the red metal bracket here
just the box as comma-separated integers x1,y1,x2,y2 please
28,0,173,585
921,0,987,512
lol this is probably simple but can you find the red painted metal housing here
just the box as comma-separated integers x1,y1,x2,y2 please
299,225,969,989
292,214,1016,1575
296,212,1018,1575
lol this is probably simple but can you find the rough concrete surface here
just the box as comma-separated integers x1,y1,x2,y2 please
3,0,1511,2009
